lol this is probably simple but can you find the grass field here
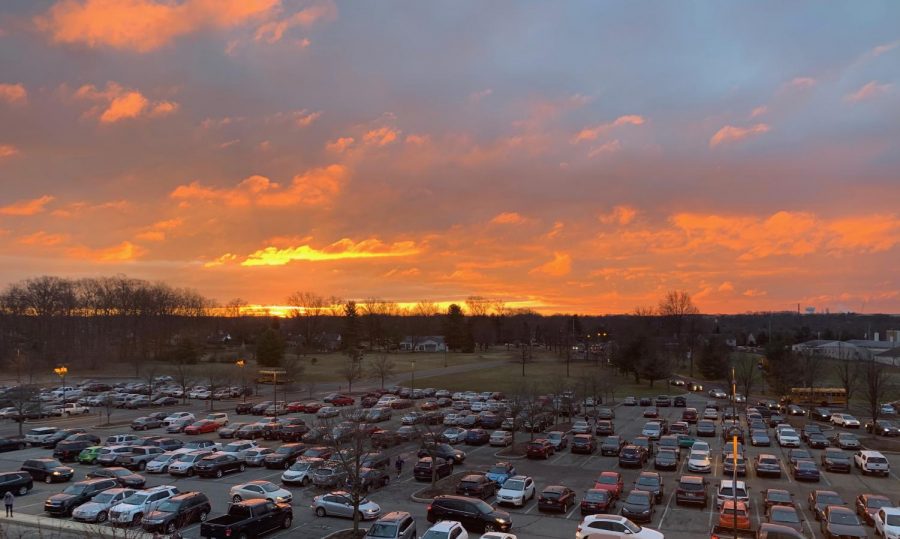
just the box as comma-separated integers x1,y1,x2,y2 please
290,350,492,383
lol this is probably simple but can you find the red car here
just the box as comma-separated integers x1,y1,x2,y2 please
593,471,624,498
184,420,219,435
421,401,439,411
331,395,355,406
526,439,555,459
303,402,324,413
286,402,306,413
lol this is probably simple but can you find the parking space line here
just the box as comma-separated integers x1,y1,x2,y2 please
796,504,816,538
525,502,538,514
820,472,831,487
550,451,567,465
783,463,793,484
565,504,579,520
579,453,597,468
657,489,677,529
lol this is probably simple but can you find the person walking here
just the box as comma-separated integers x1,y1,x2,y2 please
395,455,404,478
4,490,13,517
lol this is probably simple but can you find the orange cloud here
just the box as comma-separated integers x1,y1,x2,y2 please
17,231,68,246
571,115,645,143
0,83,27,105
405,134,429,145
204,253,238,268
750,105,768,118
326,137,354,153
827,214,900,252
50,199,129,218
363,126,400,146
530,252,572,277
709,123,770,147
170,164,346,208
67,241,145,262
743,289,767,297
672,211,818,260
254,1,337,43
599,205,637,225
0,195,54,216
491,212,527,225
718,281,735,292
135,218,183,242
239,238,421,267
0,144,20,158
384,267,421,278
75,82,178,123
845,81,893,102
37,0,278,52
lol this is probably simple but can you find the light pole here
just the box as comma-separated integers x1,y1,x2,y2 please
54,366,68,405
410,360,416,396
235,360,246,403
259,369,285,422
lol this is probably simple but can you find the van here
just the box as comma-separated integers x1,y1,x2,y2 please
715,479,749,509
105,434,139,446
854,450,890,476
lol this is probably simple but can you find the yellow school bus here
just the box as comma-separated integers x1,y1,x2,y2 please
789,387,847,407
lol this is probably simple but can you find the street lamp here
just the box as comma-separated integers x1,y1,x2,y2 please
410,360,416,396
259,369,286,421
54,366,68,404
235,360,246,403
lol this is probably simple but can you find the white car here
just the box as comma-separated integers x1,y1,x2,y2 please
480,534,516,539
691,441,711,453
572,420,592,434
281,458,324,486
702,408,718,420
162,412,195,426
144,451,187,474
206,413,229,426
422,521,468,539
687,450,712,473
72,488,136,523
167,450,213,476
442,427,468,444
874,506,900,539
880,404,897,416
776,428,800,447
109,485,180,526
715,480,749,509
641,422,662,439
496,475,535,508
230,480,292,504
831,413,860,428
220,440,259,460
489,430,513,447
24,427,58,445
576,514,663,539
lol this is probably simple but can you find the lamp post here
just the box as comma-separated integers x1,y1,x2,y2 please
410,360,416,396
259,369,286,422
54,366,68,405
235,360,246,403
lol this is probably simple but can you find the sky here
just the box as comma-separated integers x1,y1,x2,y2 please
0,1,899,315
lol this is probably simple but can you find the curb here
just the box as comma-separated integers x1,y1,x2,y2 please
322,528,368,539
493,448,527,460
409,471,471,503
0,513,154,538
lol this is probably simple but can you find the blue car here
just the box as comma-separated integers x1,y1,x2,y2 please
750,429,771,446
485,462,516,485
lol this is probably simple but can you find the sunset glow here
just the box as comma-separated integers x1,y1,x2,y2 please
1,2,899,314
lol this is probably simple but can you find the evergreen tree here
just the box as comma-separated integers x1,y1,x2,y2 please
172,337,198,364
342,301,360,352
256,327,285,367
697,338,729,380
443,304,467,351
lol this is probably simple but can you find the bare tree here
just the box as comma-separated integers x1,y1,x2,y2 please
325,410,381,536
733,352,759,404
862,358,894,423
834,360,861,408
369,354,395,389
339,357,364,394
285,291,327,352
7,385,40,437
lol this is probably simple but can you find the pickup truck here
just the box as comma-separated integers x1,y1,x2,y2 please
52,404,90,416
200,499,292,538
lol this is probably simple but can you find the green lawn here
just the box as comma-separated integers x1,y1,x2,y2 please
411,358,686,398
286,351,494,383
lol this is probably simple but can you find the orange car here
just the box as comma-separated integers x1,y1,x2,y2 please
184,419,219,435
592,471,624,498
714,500,751,533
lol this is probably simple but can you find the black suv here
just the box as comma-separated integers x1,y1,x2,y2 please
264,444,306,469
618,446,647,468
811,408,832,422
417,443,466,464
141,491,212,534
673,396,686,407
53,439,96,462
426,495,512,533
413,457,453,481
195,454,246,478
44,478,118,516
0,471,33,497
22,458,75,483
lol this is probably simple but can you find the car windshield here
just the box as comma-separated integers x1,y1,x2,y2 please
474,499,493,514
367,523,399,538
819,494,843,505
868,498,890,508
259,483,279,492
771,508,799,523
92,492,116,503
46,459,64,468
177,454,199,462
157,500,180,512
289,462,311,472
626,492,649,504
503,480,524,491
122,493,148,505
719,487,747,497
829,511,860,525
421,531,450,539
542,491,560,499
151,454,171,462
887,515,900,526
679,481,702,491
63,484,87,495
768,491,790,502
637,477,660,487
585,490,609,502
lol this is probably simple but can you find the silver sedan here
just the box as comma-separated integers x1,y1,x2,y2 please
312,491,381,520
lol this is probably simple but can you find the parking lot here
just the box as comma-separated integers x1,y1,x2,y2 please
1,391,899,539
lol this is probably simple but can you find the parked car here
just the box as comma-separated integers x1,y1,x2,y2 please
86,467,147,489
131,417,163,431
413,457,453,482
312,490,381,520
426,495,512,533
364,511,417,539
856,493,891,526
200,499,292,538
634,471,664,503
71,487,136,523
538,485,576,513
456,474,498,500
496,475,535,508
21,458,74,484
194,454,246,478
485,462,516,486
109,485,181,527
674,475,708,508
230,481,292,504
809,490,846,522
571,434,596,454
281,457,324,486
821,505,867,539
620,490,654,523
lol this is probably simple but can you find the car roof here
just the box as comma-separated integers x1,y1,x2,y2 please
377,511,411,523
543,485,567,493
428,521,462,531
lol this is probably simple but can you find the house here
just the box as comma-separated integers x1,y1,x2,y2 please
399,336,447,352
793,340,870,360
